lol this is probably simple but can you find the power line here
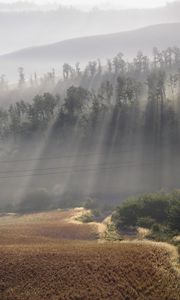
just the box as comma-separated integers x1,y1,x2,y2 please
0,160,160,181
0,159,158,175
0,148,153,164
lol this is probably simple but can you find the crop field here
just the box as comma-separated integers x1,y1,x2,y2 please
0,210,179,300
0,209,99,244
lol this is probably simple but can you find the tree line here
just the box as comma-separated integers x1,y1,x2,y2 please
0,47,180,150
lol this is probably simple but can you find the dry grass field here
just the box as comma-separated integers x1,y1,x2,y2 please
0,209,99,244
0,209,179,300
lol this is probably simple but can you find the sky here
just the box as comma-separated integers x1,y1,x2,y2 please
1,0,178,9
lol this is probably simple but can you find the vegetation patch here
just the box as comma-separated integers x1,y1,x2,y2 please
113,190,180,245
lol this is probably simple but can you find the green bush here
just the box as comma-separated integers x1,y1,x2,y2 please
137,217,155,229
168,201,180,231
112,198,142,228
140,193,169,223
151,223,161,233
148,224,175,242
113,191,180,235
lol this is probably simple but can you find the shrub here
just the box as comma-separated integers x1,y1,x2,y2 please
113,191,180,235
168,201,180,231
148,224,175,242
137,217,155,229
151,223,161,233
140,193,169,223
113,198,142,228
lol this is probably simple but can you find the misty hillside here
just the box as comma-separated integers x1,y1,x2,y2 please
1,2,180,54
0,46,180,208
3,23,180,63
1,23,180,83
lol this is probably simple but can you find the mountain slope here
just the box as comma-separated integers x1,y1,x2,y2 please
1,2,180,54
1,23,180,82
2,23,180,63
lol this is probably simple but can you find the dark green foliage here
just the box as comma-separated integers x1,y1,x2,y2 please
113,199,141,228
6,93,59,138
151,223,161,233
168,201,180,231
113,191,180,235
147,224,176,243
137,217,155,229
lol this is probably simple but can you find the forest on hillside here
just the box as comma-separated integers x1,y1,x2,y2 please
0,47,180,144
0,47,180,210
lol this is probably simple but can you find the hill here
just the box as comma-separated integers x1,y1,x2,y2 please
1,23,180,82
2,23,180,63
1,2,180,54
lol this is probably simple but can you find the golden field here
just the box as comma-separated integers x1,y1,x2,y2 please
0,209,179,300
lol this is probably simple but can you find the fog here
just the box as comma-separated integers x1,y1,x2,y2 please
0,47,180,212
1,23,180,83
0,2,180,54
0,2,180,82
0,0,178,10
0,2,180,213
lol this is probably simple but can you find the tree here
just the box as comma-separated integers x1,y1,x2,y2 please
145,70,166,141
63,63,73,80
107,59,112,73
99,81,113,105
18,67,25,88
64,86,89,115
113,52,125,74
116,76,138,106
168,201,180,231
75,62,81,76
0,109,8,137
28,93,58,130
0,74,8,91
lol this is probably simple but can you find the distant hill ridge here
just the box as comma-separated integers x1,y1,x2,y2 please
1,23,180,63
